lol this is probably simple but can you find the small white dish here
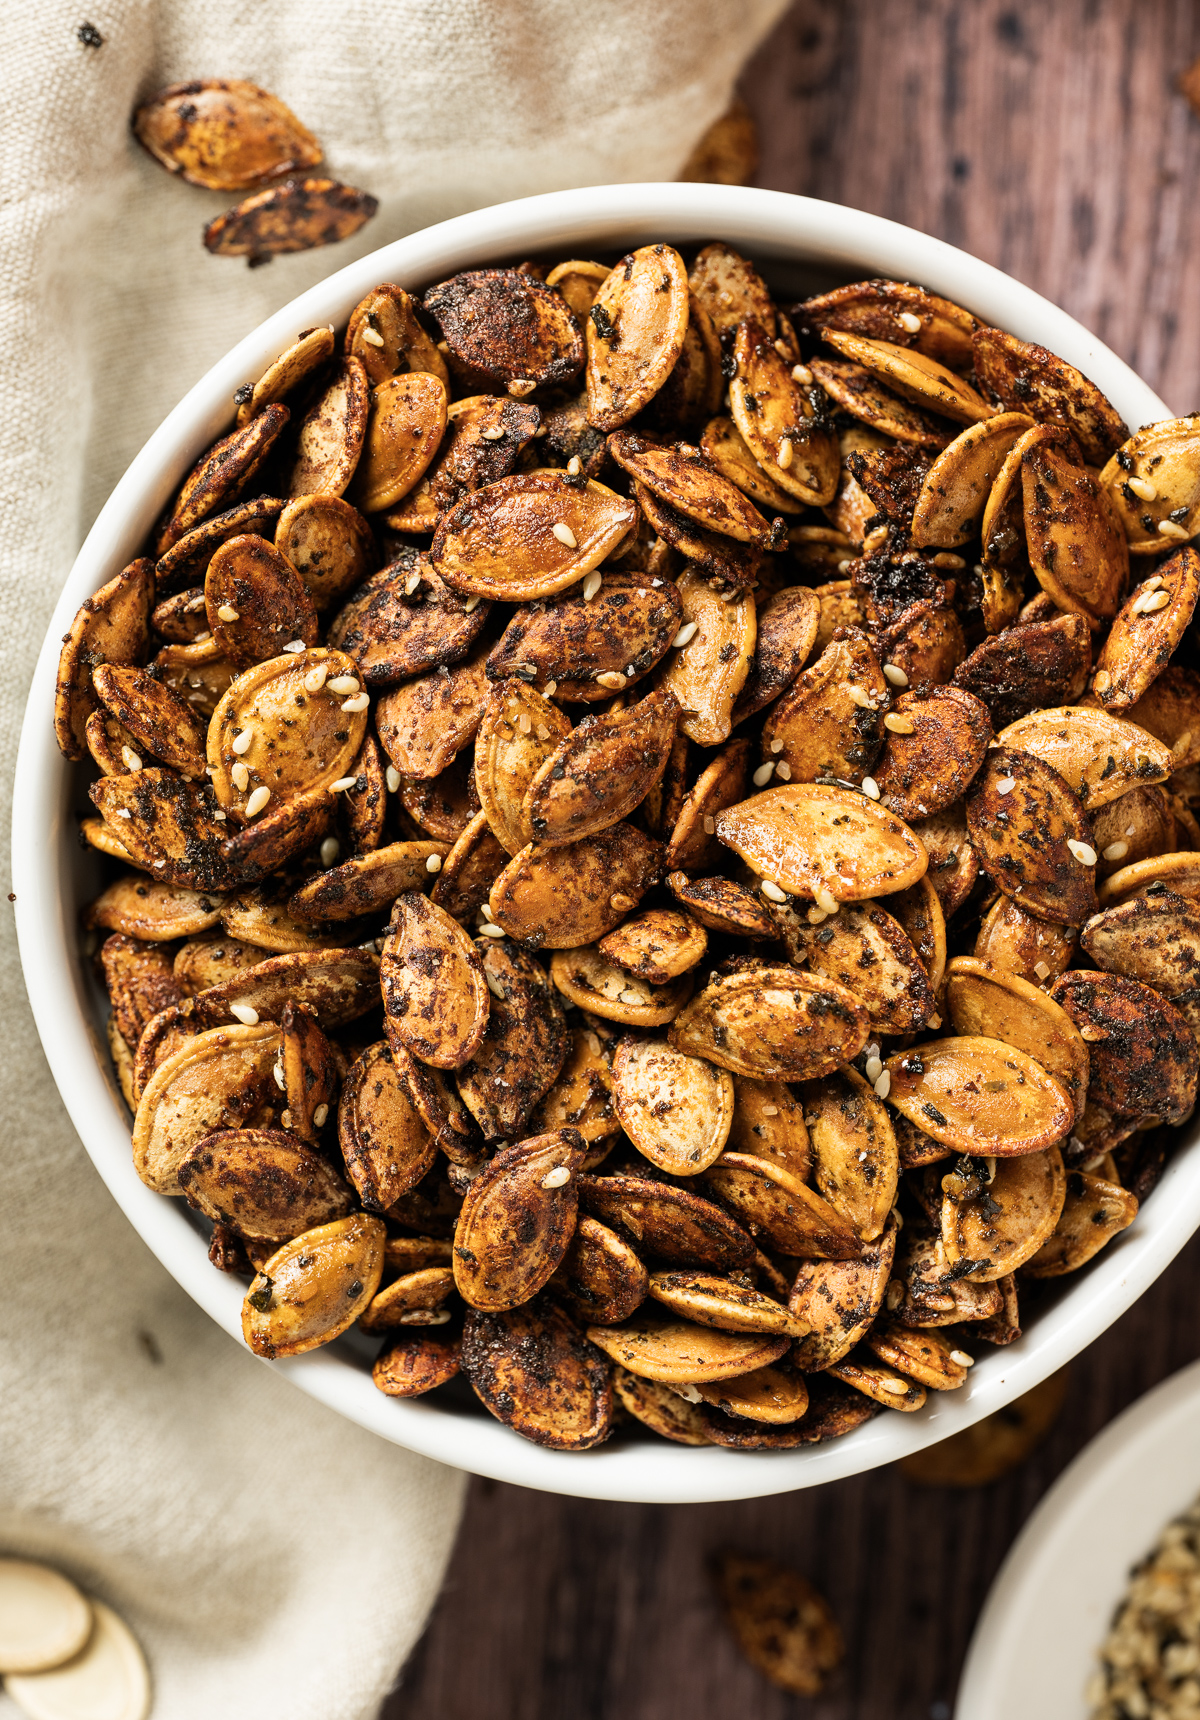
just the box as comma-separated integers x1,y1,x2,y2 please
957,1357,1200,1719
13,180,1195,1502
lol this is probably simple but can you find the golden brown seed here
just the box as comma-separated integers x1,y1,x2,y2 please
132,79,322,191
380,893,489,1070
452,1133,585,1310
204,178,378,263
242,1213,386,1358
885,1035,1074,1156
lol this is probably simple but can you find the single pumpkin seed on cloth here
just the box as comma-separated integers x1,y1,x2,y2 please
72,235,1200,1457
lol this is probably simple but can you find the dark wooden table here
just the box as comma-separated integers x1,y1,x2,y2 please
387,4,1200,1713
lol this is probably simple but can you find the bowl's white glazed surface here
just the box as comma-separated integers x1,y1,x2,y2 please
14,181,1189,1502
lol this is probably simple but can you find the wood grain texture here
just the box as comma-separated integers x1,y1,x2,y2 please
386,5,1200,1714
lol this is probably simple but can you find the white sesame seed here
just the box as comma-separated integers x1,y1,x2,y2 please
507,378,536,397
361,326,385,347
1127,476,1157,502
1093,670,1111,693
230,1003,259,1025
121,746,143,772
582,572,602,602
485,971,505,999
1068,839,1097,865
1142,589,1171,612
1158,519,1189,539
806,905,829,924
776,436,794,470
479,921,507,938
861,776,881,800
791,363,812,385
674,1383,704,1404
883,663,909,687
327,674,360,695
884,713,915,734
1102,840,1129,862
874,1070,891,1099
775,761,793,781
898,310,923,333
232,728,254,755
540,1166,571,1189
282,640,307,653
672,622,697,648
815,886,840,914
951,1350,974,1368
1144,574,1164,593
341,693,370,712
330,776,359,792
216,604,239,622
848,685,872,708
320,836,340,867
1175,730,1194,757
479,424,505,440
865,1055,883,1083
404,570,422,596
881,1377,910,1395
996,776,1015,794
230,762,250,792
481,905,495,922
272,1059,286,1090
386,765,401,793
304,663,329,694
313,1103,329,1128
596,670,627,690
426,854,443,874
753,761,776,787
567,455,582,476
463,594,482,614
244,785,271,818
193,629,212,642
761,880,787,903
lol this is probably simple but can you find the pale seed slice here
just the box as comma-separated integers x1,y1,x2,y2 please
1092,548,1200,711
716,782,928,903
612,1366,711,1445
549,944,690,1026
431,471,636,601
598,908,707,982
731,318,840,504
828,1352,927,1412
92,663,206,777
774,899,934,1035
524,687,679,844
996,705,1172,809
886,1035,1073,1155
801,1068,899,1242
701,415,804,513
647,1269,806,1337
1050,969,1199,1123
945,956,1089,1118
374,639,491,779
608,431,773,544
666,872,776,940
380,892,489,1070
972,324,1128,466
672,966,869,1082
1024,1170,1139,1276
351,371,448,514
339,1041,437,1207
452,1131,584,1310
527,1021,620,1144
941,1145,1067,1281
132,1022,280,1195
461,1297,612,1450
872,686,992,821
204,533,318,668
820,328,991,424
55,557,154,761
910,412,1035,546
585,1315,788,1383
577,1171,754,1270
727,1076,812,1180
486,569,682,703
85,876,223,941
966,746,1097,925
862,1323,972,1389
551,1214,648,1325
286,356,369,498
455,939,568,1140
694,1367,809,1424
236,324,335,426
731,587,821,727
586,244,690,430
1101,416,1200,553
806,356,951,448
133,77,322,190
156,405,289,555
1022,435,1129,626
613,1035,734,1175
178,1126,353,1240
345,282,450,389
489,822,662,949
800,278,977,369
373,1327,462,1398
429,810,509,923
760,628,887,787
0,1559,92,1675
274,494,375,613
242,1212,385,1357
359,1269,456,1334
702,1151,862,1258
288,839,449,923
789,1219,898,1370
655,568,755,748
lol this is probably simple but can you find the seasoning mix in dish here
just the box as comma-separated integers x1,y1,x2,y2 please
55,237,1200,1451
1089,1492,1200,1719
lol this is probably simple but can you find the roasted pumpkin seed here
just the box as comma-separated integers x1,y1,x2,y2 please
524,687,678,844
178,1126,353,1240
431,471,635,602
671,965,869,1081
716,782,927,903
693,1366,809,1424
55,558,154,761
205,178,378,264
132,1022,280,1195
731,318,839,505
461,1296,612,1449
788,1220,898,1369
655,569,755,747
92,663,206,777
424,268,584,393
551,1215,648,1325
1050,969,1199,1123
966,745,1097,925
133,78,322,189
997,705,1172,810
612,1366,710,1444
1092,548,1200,711
345,282,450,389
585,245,690,430
972,324,1127,465
380,892,489,1070
613,1035,734,1175
585,1314,787,1383
597,908,706,983
489,822,662,948
486,570,681,702
578,1171,754,1270
910,413,1034,547
801,1068,899,1241
338,1041,437,1208
452,1132,584,1310
941,1145,1067,1281
549,943,690,1026
702,1151,862,1258
774,899,934,1034
886,1034,1074,1155
242,1212,385,1357
760,628,887,788
373,1327,462,1397
1024,1169,1139,1276
646,1269,805,1337
862,1322,972,1389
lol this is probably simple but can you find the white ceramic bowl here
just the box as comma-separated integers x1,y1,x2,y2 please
13,182,1192,1503
957,1356,1200,1719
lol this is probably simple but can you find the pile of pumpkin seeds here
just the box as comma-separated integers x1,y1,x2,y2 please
57,235,1200,1452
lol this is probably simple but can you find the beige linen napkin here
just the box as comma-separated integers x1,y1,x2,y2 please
0,2,789,1715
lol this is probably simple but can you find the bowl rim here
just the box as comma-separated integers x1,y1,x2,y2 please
956,1355,1200,1719
13,179,1189,1504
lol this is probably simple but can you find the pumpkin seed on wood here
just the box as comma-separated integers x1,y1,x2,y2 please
1050,969,1199,1123
489,822,662,949
598,909,706,983
345,282,450,389
177,1126,353,1240
788,1219,898,1370
716,782,927,903
612,1366,711,1444
1092,549,1200,712
242,1212,385,1358
549,943,690,1026
666,872,776,939
55,558,154,761
952,612,1092,728
288,839,448,923
85,876,223,942
672,966,869,1081
828,1352,926,1412
204,533,318,668
380,892,489,1070
455,939,568,1140
701,415,804,513
655,570,755,748
703,1151,863,1258
910,413,1034,547
693,1366,809,1424
373,1327,462,1397
1022,434,1129,626
647,1269,806,1337
801,1068,899,1242
551,1214,648,1325
92,663,206,777
236,324,336,427
966,746,1097,925
972,324,1128,466
157,406,289,556
452,1131,584,1310
133,78,322,190
527,1020,620,1144
945,956,1089,1117
524,687,678,845
941,1145,1067,1281
873,686,992,820
1024,1169,1139,1276
613,1035,734,1175
886,1034,1073,1155
775,898,935,1035
577,1171,754,1270
461,1297,613,1449
338,1041,437,1207
487,570,681,702
132,1022,280,1195
862,1322,972,1390
586,1314,787,1383
806,357,952,449
608,432,773,545
731,318,840,505
205,178,378,264
997,705,1173,810
760,628,887,787
431,471,636,602
585,244,690,430
821,328,991,424
374,640,491,780
424,268,584,393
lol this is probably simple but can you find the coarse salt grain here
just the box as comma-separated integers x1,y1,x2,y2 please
1034,960,1052,980
770,738,784,754
996,776,1015,794
282,640,306,653
775,761,793,781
